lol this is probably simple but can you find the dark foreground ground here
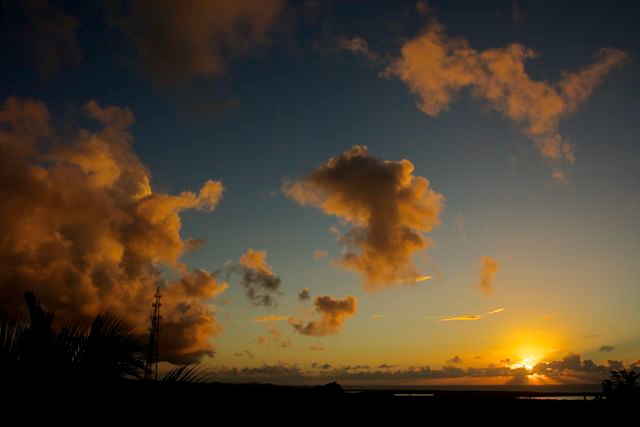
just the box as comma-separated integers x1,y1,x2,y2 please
2,380,635,422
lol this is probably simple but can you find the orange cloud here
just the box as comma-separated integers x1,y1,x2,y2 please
284,145,444,289
238,248,281,306
253,315,291,322
384,16,628,181
313,250,328,259
478,256,500,295
438,307,505,322
109,0,285,86
290,295,357,336
0,96,226,364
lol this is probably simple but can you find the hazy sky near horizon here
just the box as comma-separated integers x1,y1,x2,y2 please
1,0,638,384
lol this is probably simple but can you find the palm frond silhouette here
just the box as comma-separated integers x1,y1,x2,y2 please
1,292,145,380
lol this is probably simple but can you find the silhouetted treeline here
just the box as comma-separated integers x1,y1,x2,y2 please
602,368,640,400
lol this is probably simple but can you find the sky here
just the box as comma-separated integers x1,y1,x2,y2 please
0,0,639,386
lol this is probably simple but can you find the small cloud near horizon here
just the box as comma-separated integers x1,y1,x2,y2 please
438,308,505,322
253,315,291,322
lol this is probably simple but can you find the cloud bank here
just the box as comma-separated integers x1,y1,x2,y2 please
284,145,444,289
208,352,630,385
0,96,227,364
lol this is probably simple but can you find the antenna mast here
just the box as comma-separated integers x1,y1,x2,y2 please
144,287,162,380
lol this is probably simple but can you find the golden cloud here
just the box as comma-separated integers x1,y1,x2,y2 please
438,307,505,322
253,315,291,322
478,256,500,295
284,145,444,289
290,295,357,336
384,16,628,181
0,96,226,364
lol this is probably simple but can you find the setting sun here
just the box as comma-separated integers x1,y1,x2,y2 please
511,356,538,372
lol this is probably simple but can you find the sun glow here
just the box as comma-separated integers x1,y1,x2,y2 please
510,355,539,372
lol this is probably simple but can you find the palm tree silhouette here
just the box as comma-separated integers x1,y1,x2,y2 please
1,292,145,381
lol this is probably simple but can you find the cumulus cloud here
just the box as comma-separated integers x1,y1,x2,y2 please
0,96,227,364
1,0,81,78
599,345,615,352
382,14,628,181
238,248,282,307
337,36,378,61
298,288,311,301
438,307,505,322
108,0,285,86
478,256,499,295
290,295,357,336
284,145,444,289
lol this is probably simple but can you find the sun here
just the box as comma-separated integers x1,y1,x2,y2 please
509,355,539,372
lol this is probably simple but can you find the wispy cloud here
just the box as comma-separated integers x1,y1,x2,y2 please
313,250,328,259
478,256,499,296
253,315,291,322
336,36,379,62
310,342,324,351
439,315,482,322
438,308,505,322
370,314,384,320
